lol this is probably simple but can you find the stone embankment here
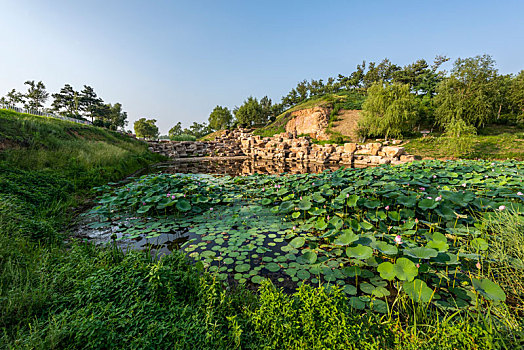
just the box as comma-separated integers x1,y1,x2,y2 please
148,129,418,166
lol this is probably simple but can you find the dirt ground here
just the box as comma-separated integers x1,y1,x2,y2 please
331,109,361,141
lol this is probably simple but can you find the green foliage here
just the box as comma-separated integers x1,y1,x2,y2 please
435,55,501,128
509,70,524,117
358,82,419,139
134,117,159,139
234,96,270,127
170,133,197,141
209,106,233,131
23,80,48,109
441,117,478,157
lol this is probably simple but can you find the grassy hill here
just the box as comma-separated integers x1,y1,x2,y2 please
254,91,366,138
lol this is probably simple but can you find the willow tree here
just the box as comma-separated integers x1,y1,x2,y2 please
358,82,419,139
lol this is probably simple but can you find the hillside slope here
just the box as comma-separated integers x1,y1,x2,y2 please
254,92,365,139
331,109,361,141
0,109,162,186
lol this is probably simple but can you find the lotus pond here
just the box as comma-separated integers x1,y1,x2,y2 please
83,159,524,313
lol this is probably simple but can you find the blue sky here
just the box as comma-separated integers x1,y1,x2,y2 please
1,0,523,133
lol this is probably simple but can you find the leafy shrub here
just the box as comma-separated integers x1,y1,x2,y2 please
170,133,197,141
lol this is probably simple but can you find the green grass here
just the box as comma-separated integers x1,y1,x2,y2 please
404,125,524,160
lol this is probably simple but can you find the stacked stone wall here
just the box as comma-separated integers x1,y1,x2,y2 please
148,129,418,166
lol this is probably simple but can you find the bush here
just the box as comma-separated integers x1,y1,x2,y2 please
170,134,197,141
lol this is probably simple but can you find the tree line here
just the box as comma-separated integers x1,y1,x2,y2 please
1,81,128,130
137,54,524,140
359,55,524,140
199,54,523,140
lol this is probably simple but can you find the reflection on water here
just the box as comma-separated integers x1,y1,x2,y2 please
154,158,350,176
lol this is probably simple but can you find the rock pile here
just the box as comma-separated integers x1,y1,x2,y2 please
242,133,415,165
148,129,418,166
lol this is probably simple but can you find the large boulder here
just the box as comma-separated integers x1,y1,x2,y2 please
382,146,405,158
285,107,330,136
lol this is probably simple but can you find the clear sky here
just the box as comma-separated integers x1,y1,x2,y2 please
1,0,523,133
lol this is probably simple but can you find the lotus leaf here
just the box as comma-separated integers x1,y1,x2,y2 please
403,279,434,303
333,230,358,246
393,258,418,281
346,245,373,260
471,278,506,302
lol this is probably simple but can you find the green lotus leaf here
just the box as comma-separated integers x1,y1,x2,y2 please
418,198,439,210
374,241,398,255
289,237,306,248
349,296,366,310
431,232,447,242
296,269,311,280
251,275,265,284
432,252,459,265
137,205,152,214
329,216,344,230
470,238,489,251
333,230,358,246
291,211,301,219
359,282,375,294
364,199,381,209
235,263,251,273
396,195,417,208
279,201,294,213
342,266,362,277
371,286,390,298
346,194,359,207
393,258,418,281
315,217,328,230
298,199,312,211
265,262,281,272
388,211,401,221
426,240,449,252
471,278,506,302
260,198,272,206
277,187,288,196
360,221,374,231
370,299,388,313
312,192,326,203
176,200,191,212
343,284,358,295
377,262,395,280
297,251,317,264
403,279,434,303
404,247,438,259
346,245,373,260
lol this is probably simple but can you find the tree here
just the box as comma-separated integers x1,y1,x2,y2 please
295,80,309,101
169,122,183,137
234,96,266,127
208,105,233,131
107,103,128,130
79,85,104,122
358,82,420,139
509,70,524,116
23,80,48,109
259,96,273,123
434,54,500,128
1,89,25,106
134,118,159,139
185,122,211,138
92,103,127,130
51,84,79,116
